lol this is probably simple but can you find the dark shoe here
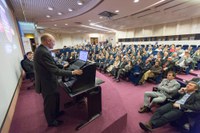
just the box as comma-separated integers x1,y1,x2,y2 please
138,106,151,113
140,106,145,110
138,82,143,85
139,122,152,132
48,120,63,127
56,111,65,117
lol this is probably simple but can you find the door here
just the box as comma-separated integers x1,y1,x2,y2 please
90,37,98,45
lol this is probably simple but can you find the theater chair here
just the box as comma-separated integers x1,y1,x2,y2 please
129,65,143,85
119,70,131,82
147,73,163,84
149,86,181,107
170,110,200,133
196,61,200,70
175,63,192,75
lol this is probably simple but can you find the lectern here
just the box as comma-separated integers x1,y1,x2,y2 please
61,61,103,130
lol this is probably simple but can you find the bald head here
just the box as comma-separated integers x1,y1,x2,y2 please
41,33,55,49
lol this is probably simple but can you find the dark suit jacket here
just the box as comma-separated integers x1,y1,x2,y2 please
21,58,34,79
119,61,127,69
21,58,34,73
34,45,72,95
180,91,200,111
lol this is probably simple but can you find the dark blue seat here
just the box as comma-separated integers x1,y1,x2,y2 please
129,65,143,85
147,73,163,84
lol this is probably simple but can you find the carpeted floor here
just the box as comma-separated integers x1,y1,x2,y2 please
96,71,179,133
10,70,200,133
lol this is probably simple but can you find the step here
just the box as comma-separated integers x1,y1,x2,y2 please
189,70,200,77
176,74,197,82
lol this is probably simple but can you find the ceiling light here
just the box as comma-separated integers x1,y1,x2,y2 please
48,7,53,11
58,12,62,15
77,0,83,5
81,25,111,32
68,8,73,12
115,10,119,13
133,0,139,3
65,23,68,26
46,15,51,18
89,23,117,32
54,24,57,26
99,16,103,19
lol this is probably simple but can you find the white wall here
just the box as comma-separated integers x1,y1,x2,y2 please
115,17,200,41
36,17,200,49
122,40,200,46
42,33,116,49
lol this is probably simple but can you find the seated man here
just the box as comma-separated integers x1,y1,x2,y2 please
162,57,175,77
139,81,200,132
115,60,132,82
139,71,180,113
175,50,192,73
139,61,162,85
21,52,34,79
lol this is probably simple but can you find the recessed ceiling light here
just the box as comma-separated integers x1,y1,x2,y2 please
48,7,53,11
77,0,83,5
133,0,139,3
54,24,57,26
65,23,68,26
99,16,103,19
68,8,73,12
46,15,51,18
115,10,119,13
58,12,62,15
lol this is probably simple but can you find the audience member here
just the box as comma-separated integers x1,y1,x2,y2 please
21,51,34,79
139,61,162,85
139,81,200,132
139,71,180,113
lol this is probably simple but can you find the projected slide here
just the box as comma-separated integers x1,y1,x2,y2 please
0,0,23,128
0,4,14,42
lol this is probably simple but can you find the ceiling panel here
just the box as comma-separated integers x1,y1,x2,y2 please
9,0,200,33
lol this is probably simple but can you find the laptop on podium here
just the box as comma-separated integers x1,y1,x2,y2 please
69,50,88,70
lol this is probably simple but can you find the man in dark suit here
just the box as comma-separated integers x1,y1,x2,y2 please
139,81,200,132
21,51,34,79
34,33,83,127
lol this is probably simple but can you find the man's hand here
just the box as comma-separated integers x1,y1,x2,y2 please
178,87,186,93
72,70,83,75
63,62,69,68
173,103,180,109
163,67,168,71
